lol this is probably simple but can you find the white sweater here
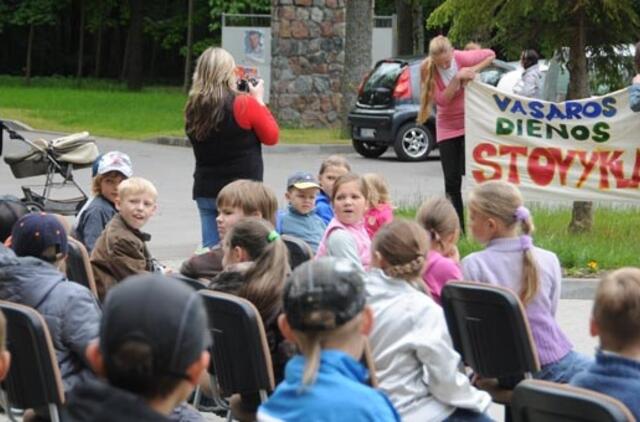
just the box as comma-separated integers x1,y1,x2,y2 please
365,268,491,422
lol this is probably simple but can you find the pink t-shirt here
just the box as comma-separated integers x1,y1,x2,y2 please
422,250,463,304
364,203,393,239
433,49,495,142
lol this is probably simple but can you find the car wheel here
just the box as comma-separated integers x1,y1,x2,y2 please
352,139,388,159
23,200,44,213
393,122,434,161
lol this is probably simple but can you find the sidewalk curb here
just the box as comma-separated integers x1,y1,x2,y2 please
144,135,352,154
561,278,598,300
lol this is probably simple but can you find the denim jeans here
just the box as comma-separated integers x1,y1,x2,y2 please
534,350,593,383
444,408,494,422
195,197,219,248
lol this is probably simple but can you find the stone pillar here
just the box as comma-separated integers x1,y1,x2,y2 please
271,0,345,127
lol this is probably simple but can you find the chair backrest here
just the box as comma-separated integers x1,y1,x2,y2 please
281,234,314,269
198,290,274,398
512,379,635,422
0,301,65,409
169,273,208,291
66,237,98,298
441,281,540,380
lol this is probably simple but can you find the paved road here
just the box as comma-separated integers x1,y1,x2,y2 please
0,129,446,263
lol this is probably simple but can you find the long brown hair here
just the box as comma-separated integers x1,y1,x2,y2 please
468,181,539,305
185,47,237,141
417,35,453,124
225,218,289,324
372,219,430,284
416,197,460,252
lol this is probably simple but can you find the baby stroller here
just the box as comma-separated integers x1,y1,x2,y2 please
0,120,99,216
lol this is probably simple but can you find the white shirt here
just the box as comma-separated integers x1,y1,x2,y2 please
437,59,459,87
365,268,491,422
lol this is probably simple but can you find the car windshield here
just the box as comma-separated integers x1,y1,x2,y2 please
363,61,404,93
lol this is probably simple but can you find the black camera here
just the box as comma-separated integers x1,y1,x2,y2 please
237,77,258,93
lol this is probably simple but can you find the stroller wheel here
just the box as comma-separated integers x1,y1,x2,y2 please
23,201,44,213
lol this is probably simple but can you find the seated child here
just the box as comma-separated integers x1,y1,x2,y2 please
416,197,463,304
91,177,158,301
257,257,400,422
63,273,210,422
74,151,133,252
180,179,278,281
315,173,371,271
315,155,351,224
362,173,393,239
462,181,591,382
1,213,100,393
366,220,491,421
570,267,640,419
209,218,294,417
277,171,326,252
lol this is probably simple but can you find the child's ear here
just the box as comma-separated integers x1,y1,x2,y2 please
589,317,599,337
285,191,291,201
371,251,385,269
186,351,210,386
115,198,121,211
0,350,11,381
85,340,106,377
360,306,374,336
277,314,297,343
232,246,249,263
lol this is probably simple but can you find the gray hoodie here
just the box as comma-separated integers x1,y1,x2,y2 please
0,245,101,392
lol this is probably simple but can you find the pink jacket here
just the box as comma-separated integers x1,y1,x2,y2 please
316,218,371,270
422,250,463,304
433,49,495,142
364,203,393,239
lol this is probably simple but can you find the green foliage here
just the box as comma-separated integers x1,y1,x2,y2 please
10,0,62,26
208,0,270,32
85,0,119,33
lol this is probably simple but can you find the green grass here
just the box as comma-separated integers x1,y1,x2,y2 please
395,205,640,277
0,75,349,143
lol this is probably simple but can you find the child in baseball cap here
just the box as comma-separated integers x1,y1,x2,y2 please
276,171,326,253
74,150,133,253
257,257,400,422
63,273,210,421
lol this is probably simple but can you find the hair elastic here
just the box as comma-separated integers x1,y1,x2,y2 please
520,235,533,251
267,230,280,242
514,206,530,222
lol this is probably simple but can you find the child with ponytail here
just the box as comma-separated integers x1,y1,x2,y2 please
366,220,491,421
258,258,400,422
209,218,293,417
417,197,463,304
462,181,591,382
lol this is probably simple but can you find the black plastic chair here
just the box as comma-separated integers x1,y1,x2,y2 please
512,379,635,422
66,237,98,298
169,273,208,291
0,301,65,422
441,281,540,415
197,290,274,419
281,234,314,269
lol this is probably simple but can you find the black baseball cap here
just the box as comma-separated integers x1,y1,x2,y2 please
100,274,210,378
283,257,366,331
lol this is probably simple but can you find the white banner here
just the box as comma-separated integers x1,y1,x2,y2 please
465,81,640,201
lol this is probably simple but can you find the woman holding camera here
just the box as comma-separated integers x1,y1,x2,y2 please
185,47,279,248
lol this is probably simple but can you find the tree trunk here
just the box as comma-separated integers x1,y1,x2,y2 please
411,1,424,54
566,7,593,233
395,0,413,55
76,0,85,80
25,24,35,85
94,24,103,77
120,27,130,81
126,0,144,90
340,0,373,137
183,0,194,93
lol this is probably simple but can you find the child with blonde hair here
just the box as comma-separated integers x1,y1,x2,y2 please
462,180,590,382
258,257,400,421
362,173,393,239
315,155,351,224
315,173,371,271
571,267,640,419
366,220,491,421
417,197,463,304
91,177,159,301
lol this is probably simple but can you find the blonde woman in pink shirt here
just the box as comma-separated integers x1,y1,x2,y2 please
418,36,495,232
